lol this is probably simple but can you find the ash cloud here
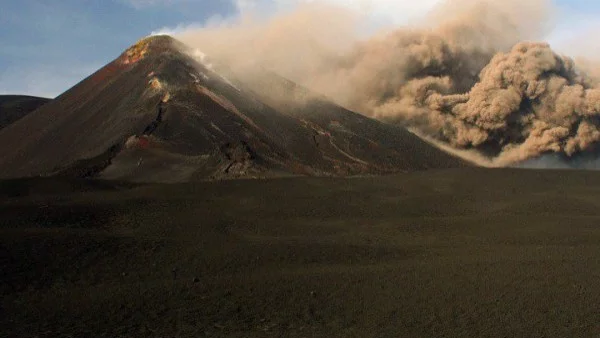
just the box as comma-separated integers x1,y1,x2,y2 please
171,0,600,167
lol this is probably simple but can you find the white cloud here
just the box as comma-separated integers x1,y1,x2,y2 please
150,0,442,38
226,0,600,61
121,0,196,9
546,15,600,60
233,0,441,25
308,0,441,24
151,23,203,36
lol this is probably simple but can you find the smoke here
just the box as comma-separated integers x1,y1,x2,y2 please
170,0,600,167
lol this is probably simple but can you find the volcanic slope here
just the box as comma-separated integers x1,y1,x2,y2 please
0,36,467,182
0,95,50,130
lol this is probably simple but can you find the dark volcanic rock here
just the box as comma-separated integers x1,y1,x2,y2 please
0,36,467,182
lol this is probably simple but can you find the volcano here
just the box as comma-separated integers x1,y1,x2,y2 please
0,36,467,182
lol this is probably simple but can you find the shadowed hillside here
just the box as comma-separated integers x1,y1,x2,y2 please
0,95,50,130
0,36,466,182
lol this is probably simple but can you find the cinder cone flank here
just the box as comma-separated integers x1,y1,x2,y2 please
0,36,467,182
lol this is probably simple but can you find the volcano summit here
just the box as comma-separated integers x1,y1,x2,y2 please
0,35,466,182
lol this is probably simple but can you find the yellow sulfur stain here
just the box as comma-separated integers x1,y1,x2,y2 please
149,77,163,90
122,38,151,65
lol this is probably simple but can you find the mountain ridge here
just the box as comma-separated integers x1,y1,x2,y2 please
0,35,468,182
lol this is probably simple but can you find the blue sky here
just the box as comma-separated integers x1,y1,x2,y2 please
0,0,236,97
1,0,599,98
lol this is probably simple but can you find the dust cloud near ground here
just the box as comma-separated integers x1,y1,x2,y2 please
169,0,600,167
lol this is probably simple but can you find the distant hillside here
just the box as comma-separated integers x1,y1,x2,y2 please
0,95,50,130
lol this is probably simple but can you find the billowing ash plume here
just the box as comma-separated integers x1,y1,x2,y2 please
171,0,600,166
364,41,600,166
